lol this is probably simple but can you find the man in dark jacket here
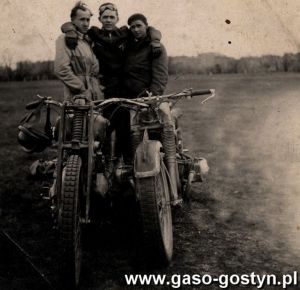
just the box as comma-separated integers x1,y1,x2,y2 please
124,14,168,98
124,14,180,205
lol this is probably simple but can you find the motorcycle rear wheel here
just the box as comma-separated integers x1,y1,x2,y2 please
60,154,83,289
136,159,173,266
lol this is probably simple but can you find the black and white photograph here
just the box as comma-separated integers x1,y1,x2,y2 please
1,0,300,289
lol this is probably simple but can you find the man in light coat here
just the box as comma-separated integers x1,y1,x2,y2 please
54,2,107,196
54,2,103,101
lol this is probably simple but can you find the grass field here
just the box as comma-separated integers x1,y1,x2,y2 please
1,73,300,289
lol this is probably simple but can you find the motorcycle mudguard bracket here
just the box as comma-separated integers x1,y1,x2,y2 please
134,140,162,178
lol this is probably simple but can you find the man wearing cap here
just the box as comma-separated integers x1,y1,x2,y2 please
54,2,103,101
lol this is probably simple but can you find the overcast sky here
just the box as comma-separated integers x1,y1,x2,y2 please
2,0,300,64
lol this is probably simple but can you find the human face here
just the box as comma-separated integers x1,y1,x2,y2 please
129,20,147,40
72,9,91,34
99,10,118,31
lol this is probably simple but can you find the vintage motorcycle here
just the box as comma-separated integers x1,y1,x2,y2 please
18,88,214,288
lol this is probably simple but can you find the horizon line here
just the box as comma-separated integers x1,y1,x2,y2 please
4,51,300,67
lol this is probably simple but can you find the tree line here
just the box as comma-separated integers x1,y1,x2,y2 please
168,53,300,75
0,60,55,81
1,53,300,81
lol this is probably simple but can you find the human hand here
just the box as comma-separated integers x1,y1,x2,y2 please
80,89,92,100
61,22,78,50
65,31,78,50
152,44,162,58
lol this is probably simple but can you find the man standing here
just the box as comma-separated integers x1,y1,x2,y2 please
60,3,162,166
62,2,162,98
54,2,103,101
124,14,180,205
54,2,107,196
124,13,168,98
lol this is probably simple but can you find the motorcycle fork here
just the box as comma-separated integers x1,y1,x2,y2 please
55,102,94,224
131,107,179,203
55,103,66,216
104,130,117,179
162,123,179,203
85,105,95,223
130,109,141,160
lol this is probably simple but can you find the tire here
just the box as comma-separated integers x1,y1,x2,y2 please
60,154,83,289
136,158,173,266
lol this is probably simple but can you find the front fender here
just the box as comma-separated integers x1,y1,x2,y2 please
134,140,162,178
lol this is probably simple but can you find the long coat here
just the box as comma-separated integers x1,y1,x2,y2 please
54,33,104,101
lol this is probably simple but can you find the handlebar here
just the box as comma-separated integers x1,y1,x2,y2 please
191,89,214,97
25,99,44,110
25,89,215,111
130,88,215,105
25,95,63,110
93,88,215,109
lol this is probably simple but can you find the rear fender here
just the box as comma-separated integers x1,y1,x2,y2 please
134,140,162,178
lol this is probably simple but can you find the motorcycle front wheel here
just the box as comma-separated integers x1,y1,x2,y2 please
136,159,173,266
60,154,83,289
